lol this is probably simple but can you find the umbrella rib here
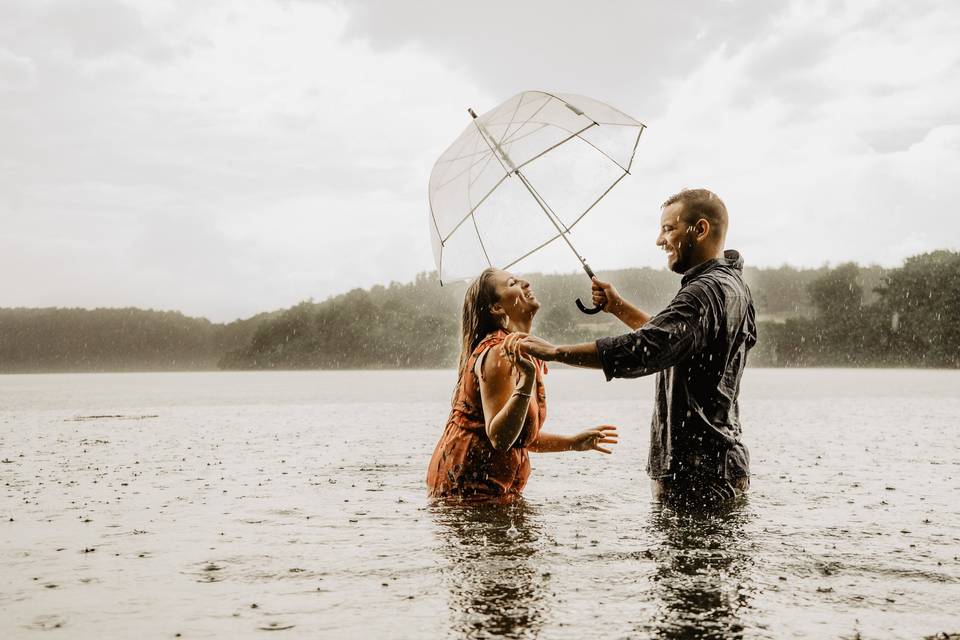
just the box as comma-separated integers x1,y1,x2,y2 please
503,171,629,273
467,148,499,190
470,112,513,176
461,129,483,237
464,121,492,194
445,94,642,177
515,170,590,269
431,138,482,189
587,121,647,127
500,122,548,147
433,147,495,192
575,129,630,174
488,93,561,132
434,123,548,169
488,118,631,175
433,132,494,191
511,122,598,174
433,118,556,192
501,173,623,272
440,173,509,244
625,124,645,173
495,95,525,151
435,145,495,166
433,124,506,191
565,170,628,230
470,212,493,268
496,94,552,151
428,195,444,242
501,231,572,273
441,101,559,258
438,242,445,285
467,117,511,192
551,93,646,128
520,173,572,234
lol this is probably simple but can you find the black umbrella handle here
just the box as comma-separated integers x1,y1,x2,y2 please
575,262,604,315
576,298,603,315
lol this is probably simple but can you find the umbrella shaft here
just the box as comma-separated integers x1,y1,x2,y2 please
515,169,593,274
469,109,517,174
469,106,597,283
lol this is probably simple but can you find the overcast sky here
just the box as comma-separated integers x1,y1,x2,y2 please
2,0,958,321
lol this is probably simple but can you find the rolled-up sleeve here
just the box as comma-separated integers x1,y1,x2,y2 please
595,289,712,380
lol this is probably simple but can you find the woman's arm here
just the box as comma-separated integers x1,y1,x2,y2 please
528,426,618,453
478,336,537,451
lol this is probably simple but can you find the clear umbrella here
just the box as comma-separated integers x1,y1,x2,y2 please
428,90,645,313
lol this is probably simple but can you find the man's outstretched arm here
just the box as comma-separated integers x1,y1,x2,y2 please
514,335,602,368
515,288,712,380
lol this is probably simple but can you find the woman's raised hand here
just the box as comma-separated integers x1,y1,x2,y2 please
570,425,619,454
502,330,558,362
500,332,536,381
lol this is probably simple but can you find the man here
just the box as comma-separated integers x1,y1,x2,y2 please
513,189,757,506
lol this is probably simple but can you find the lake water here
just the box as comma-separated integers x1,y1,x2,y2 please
1,369,959,639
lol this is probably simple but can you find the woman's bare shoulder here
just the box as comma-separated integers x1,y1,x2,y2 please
476,343,511,384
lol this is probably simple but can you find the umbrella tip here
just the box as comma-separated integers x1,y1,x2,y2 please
468,108,478,119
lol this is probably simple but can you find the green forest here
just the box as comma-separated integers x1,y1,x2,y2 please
0,308,274,373
1,250,957,372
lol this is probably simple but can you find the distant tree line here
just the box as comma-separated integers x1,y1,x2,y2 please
1,251,956,372
219,273,464,369
0,308,272,373
752,251,960,367
219,251,957,370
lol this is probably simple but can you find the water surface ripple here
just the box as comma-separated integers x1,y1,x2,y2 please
1,369,958,638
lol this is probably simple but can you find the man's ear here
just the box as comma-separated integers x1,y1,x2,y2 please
694,218,711,241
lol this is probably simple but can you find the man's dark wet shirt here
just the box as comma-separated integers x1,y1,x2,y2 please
595,249,757,481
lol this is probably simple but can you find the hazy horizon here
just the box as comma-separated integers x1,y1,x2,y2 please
0,252,930,323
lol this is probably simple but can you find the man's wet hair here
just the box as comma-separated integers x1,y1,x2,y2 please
662,188,728,240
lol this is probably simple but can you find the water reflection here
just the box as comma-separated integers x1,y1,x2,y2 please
430,500,548,639
643,500,756,639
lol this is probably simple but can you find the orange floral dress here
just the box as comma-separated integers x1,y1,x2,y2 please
426,330,547,501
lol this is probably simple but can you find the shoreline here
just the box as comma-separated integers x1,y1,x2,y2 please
3,363,960,375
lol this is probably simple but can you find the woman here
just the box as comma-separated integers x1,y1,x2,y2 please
426,268,618,501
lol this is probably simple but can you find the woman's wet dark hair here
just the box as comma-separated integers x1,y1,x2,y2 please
451,268,502,405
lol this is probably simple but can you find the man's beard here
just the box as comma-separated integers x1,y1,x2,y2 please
670,237,697,273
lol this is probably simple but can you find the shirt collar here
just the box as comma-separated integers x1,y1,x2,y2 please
681,249,744,285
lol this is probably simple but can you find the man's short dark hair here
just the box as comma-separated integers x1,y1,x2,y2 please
662,189,728,240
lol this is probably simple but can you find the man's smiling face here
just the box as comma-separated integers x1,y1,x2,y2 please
656,202,696,274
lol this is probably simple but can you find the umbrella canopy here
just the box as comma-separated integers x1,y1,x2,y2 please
428,91,645,288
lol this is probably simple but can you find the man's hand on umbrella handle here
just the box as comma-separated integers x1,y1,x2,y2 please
592,277,623,315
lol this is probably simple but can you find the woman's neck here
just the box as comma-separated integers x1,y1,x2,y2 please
506,318,532,334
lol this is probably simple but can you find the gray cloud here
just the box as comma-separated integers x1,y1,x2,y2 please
0,48,37,90
41,0,156,58
0,0,957,321
334,0,783,114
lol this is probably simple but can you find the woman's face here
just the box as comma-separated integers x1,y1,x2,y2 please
492,270,539,325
